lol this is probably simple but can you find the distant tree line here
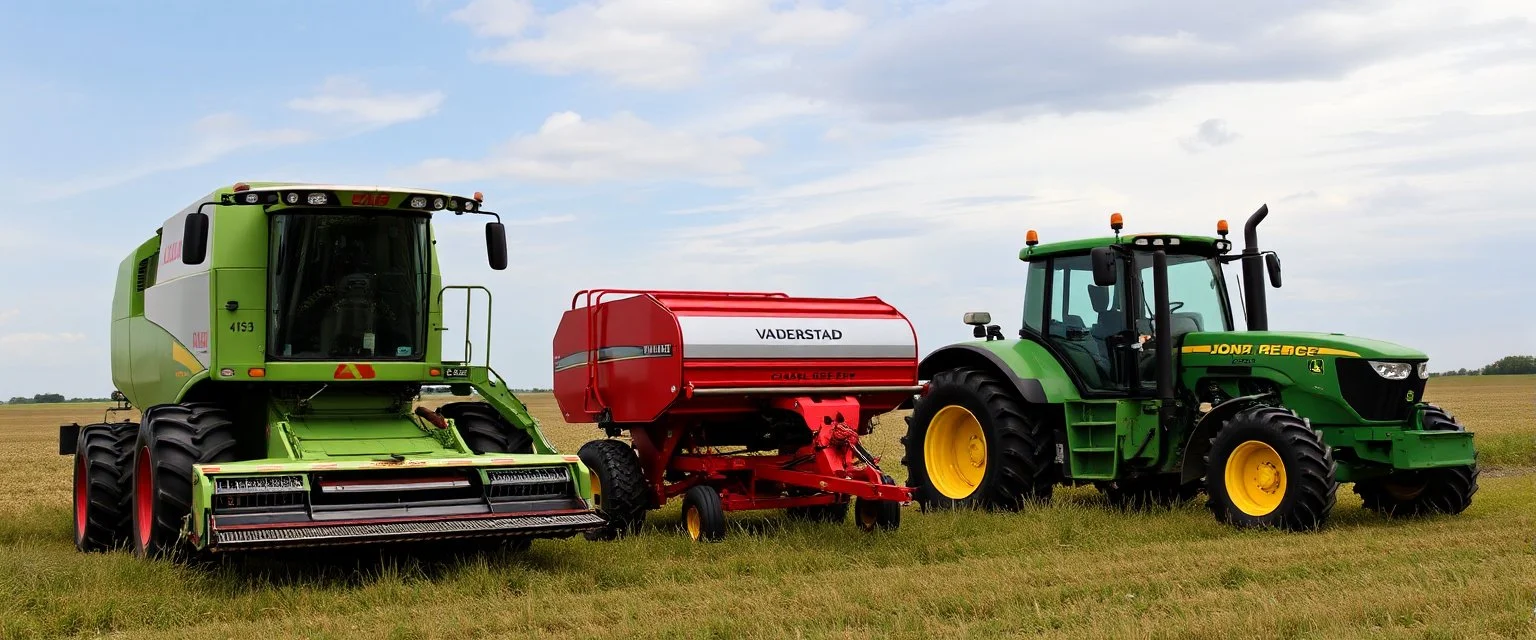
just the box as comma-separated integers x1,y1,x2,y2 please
1429,355,1536,377
3,393,114,405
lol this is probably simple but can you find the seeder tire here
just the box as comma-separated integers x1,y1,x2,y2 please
681,485,726,542
1354,405,1479,517
131,403,239,559
438,402,534,454
1204,405,1337,531
901,367,1055,512
578,439,649,540
72,422,138,552
854,473,901,533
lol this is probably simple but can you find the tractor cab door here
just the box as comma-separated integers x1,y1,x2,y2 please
1034,254,1135,393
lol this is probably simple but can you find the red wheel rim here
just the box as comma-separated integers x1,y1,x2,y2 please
73,455,88,540
135,446,153,549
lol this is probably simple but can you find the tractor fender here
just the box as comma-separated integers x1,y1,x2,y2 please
918,343,1066,405
1178,392,1279,485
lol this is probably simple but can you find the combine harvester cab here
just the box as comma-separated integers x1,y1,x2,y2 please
552,289,920,542
59,183,605,558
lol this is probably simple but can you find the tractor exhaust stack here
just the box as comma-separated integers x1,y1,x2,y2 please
1241,203,1270,331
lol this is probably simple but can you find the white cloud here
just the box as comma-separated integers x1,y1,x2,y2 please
0,332,86,348
1179,118,1240,153
403,110,765,184
0,310,17,325
458,0,867,89
287,76,445,127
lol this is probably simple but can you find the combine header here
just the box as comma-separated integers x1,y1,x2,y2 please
60,182,605,558
552,289,919,541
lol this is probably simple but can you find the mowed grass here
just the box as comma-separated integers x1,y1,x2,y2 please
1,378,1534,639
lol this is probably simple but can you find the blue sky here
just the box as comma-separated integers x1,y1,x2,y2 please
2,0,1535,397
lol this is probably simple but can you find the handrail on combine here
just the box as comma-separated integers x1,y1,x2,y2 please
575,288,789,417
438,285,494,368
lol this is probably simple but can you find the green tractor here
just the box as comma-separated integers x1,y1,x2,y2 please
901,206,1478,530
60,182,605,558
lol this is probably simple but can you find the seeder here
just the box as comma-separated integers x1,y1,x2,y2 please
552,289,920,541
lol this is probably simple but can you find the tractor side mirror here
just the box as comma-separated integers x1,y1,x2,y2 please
1090,247,1117,287
1265,252,1282,288
962,312,991,326
182,212,209,265
485,222,508,271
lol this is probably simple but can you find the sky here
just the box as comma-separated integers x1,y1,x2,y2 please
2,0,1535,398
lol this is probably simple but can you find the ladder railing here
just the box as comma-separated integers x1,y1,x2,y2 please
438,285,494,368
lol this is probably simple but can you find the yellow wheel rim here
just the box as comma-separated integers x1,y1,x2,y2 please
924,405,988,499
685,507,701,540
1224,440,1287,516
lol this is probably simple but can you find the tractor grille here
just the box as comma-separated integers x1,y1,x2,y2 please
211,512,606,549
1336,359,1427,422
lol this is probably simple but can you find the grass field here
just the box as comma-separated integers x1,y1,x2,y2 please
2,376,1534,639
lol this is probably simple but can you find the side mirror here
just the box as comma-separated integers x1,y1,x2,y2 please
1090,247,1117,287
1265,252,1282,288
182,212,209,265
962,312,991,326
485,222,508,271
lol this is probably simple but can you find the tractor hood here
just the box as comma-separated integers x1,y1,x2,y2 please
1180,331,1426,361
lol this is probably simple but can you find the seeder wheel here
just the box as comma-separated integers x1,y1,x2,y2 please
681,485,726,542
853,474,901,533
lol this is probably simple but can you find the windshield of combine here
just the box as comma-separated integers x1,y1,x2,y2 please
267,212,431,361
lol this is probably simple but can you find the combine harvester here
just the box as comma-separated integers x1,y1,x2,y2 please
552,289,919,541
61,182,605,559
900,206,1479,531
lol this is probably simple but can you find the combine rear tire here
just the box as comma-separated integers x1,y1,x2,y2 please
72,422,137,552
1354,405,1479,517
131,403,239,559
854,473,901,532
681,485,726,542
577,439,649,540
438,402,534,454
902,367,1055,512
1204,405,1337,531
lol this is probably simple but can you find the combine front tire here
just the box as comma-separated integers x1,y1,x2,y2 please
1354,405,1479,517
902,367,1054,512
72,422,137,552
1204,405,1338,531
681,485,726,542
131,403,239,559
438,402,534,454
577,439,649,540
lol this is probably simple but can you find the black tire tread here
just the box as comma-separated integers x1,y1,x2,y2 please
438,402,534,454
578,439,650,540
1354,404,1480,517
135,403,240,558
74,422,138,551
1204,405,1338,531
681,485,726,542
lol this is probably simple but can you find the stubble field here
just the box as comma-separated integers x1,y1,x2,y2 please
1,376,1534,639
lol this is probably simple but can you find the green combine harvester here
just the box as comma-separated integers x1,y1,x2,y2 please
901,206,1478,530
60,182,605,558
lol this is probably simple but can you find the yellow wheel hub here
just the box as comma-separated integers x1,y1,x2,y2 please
925,405,988,499
1224,440,1287,516
685,507,702,540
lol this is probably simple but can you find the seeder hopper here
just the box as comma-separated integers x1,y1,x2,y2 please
552,289,920,541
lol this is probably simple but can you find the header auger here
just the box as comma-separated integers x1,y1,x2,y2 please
901,205,1478,531
61,182,605,559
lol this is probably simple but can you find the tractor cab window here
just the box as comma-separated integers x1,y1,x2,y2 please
1133,253,1233,339
267,212,431,361
1043,255,1128,391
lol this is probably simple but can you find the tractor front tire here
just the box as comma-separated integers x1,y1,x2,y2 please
1204,405,1338,531
1354,405,1479,517
901,367,1054,512
577,439,649,540
72,422,138,552
438,402,534,454
131,403,239,559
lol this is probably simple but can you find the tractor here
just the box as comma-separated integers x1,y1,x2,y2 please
900,205,1478,530
60,182,605,558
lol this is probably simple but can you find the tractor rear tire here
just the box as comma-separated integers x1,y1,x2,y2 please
854,473,901,532
1204,405,1338,531
681,485,726,542
131,403,239,559
438,402,534,454
72,422,138,552
901,367,1054,512
1354,405,1479,517
1101,474,1201,511
577,439,649,540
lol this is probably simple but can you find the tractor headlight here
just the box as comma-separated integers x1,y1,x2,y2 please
1417,361,1430,379
1368,361,1412,380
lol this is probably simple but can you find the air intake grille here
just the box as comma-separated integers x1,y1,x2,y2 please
1336,359,1428,422
486,467,574,500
